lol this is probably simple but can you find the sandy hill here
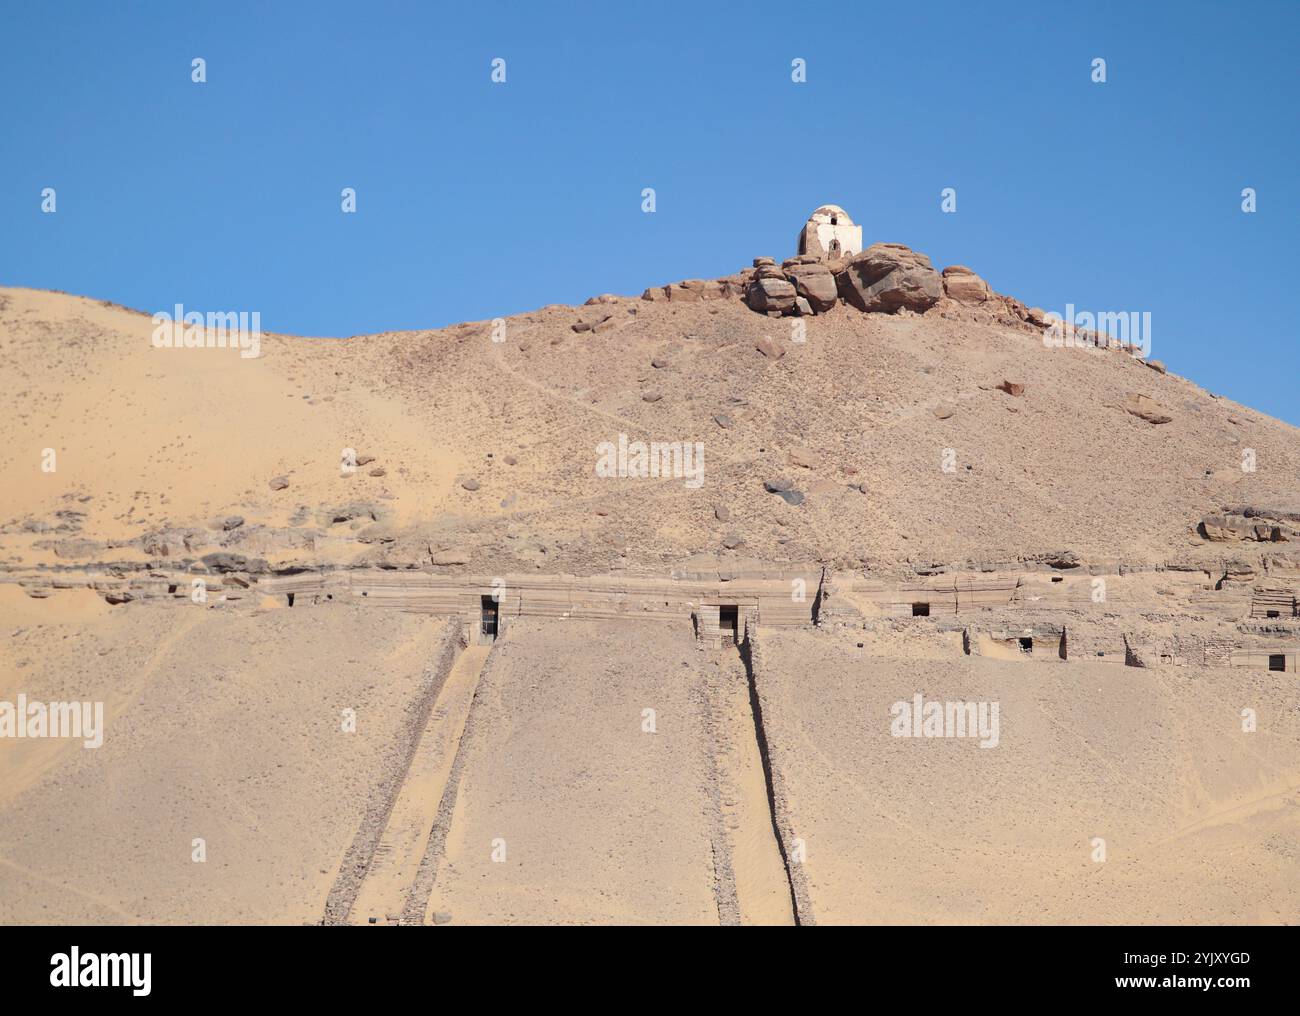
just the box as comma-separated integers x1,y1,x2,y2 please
1,238,1297,926
2,267,1296,579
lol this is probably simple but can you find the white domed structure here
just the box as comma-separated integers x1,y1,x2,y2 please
797,204,862,261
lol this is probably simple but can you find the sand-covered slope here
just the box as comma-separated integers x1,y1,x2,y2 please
0,598,451,924
755,627,1300,924
416,620,768,925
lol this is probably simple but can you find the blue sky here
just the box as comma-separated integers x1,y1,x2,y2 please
2,0,1296,424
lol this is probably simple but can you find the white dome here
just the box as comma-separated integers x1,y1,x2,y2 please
807,205,854,225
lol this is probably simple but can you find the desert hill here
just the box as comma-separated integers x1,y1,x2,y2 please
1,228,1298,925
2,250,1296,582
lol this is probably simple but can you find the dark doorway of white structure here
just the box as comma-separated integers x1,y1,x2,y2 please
480,595,498,641
1269,654,1285,672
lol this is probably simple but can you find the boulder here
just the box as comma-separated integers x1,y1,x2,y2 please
941,265,992,303
1124,393,1172,425
784,263,838,312
835,243,943,314
755,335,787,360
746,277,797,314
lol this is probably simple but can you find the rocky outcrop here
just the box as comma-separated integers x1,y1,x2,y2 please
1200,507,1300,543
835,243,943,314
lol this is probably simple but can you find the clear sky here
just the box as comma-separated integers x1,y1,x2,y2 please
2,0,1296,424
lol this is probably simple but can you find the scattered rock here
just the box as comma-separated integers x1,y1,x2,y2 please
1124,393,1172,425
997,381,1025,397
1144,359,1167,374
319,502,384,526
368,467,386,477
571,320,591,333
641,390,663,403
721,533,744,549
788,446,817,469
713,413,733,429
764,477,794,493
222,516,245,531
777,489,805,506
755,336,786,360
714,505,731,522
268,475,290,491
932,404,957,420
461,478,481,491
503,455,518,465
